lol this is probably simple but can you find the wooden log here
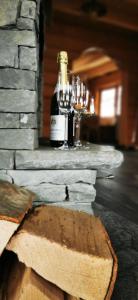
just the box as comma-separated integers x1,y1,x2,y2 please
0,180,34,255
65,295,80,300
7,205,117,300
3,255,64,300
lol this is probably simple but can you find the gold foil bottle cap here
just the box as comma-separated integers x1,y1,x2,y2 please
57,51,68,64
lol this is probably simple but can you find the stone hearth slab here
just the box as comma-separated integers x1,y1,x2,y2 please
7,170,96,186
15,145,124,170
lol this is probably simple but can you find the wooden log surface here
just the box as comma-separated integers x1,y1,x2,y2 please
3,255,64,300
7,205,117,300
0,180,35,256
0,180,34,223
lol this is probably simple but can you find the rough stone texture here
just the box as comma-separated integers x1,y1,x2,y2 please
0,69,36,90
0,150,14,170
0,171,12,183
0,46,18,67
0,30,36,47
68,183,96,202
0,113,19,128
20,114,37,128
21,1,36,19
27,184,66,202
93,203,138,300
0,129,38,150
15,145,124,170
0,0,19,27
17,17,34,30
7,170,96,186
19,47,37,71
0,90,37,113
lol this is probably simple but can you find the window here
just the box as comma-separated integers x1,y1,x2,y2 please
100,86,122,118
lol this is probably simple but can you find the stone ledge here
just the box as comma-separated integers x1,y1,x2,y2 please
7,169,96,186
15,145,124,170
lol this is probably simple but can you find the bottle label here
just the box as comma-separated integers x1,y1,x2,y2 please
50,115,65,141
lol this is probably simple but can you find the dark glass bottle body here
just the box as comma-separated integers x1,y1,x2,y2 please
68,110,74,147
50,92,65,148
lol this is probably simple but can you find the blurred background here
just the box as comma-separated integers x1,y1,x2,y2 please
40,0,138,149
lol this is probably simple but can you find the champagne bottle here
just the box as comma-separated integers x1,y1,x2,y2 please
50,51,68,147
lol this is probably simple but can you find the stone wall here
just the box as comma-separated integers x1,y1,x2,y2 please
0,0,40,151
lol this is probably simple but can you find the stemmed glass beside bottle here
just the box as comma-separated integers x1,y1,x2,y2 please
71,75,89,147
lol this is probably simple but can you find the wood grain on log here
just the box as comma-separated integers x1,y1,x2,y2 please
0,180,35,255
7,205,117,300
5,256,64,300
0,180,34,223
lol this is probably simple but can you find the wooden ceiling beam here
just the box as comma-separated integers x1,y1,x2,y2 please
72,56,111,74
79,61,118,80
52,2,138,32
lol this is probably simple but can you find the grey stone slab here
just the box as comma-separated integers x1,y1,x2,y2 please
0,0,19,27
17,17,34,30
0,46,18,67
15,145,124,170
68,183,96,202
19,47,37,71
0,90,37,113
0,171,12,183
20,113,37,128
21,1,36,19
43,202,94,215
0,113,19,128
7,170,97,186
0,69,36,90
0,30,36,47
0,129,38,150
26,184,66,202
0,150,14,169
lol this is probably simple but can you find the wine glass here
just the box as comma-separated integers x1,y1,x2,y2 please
57,75,71,150
71,76,89,147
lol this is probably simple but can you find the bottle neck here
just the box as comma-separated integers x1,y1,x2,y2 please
59,62,68,87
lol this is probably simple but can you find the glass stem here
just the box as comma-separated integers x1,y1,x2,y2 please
75,114,81,146
64,113,68,148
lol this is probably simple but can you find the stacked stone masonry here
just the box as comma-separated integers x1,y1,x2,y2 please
0,0,39,151
0,145,124,213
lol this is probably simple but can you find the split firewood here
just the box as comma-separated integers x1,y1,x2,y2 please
7,205,117,300
65,295,80,300
3,254,64,300
0,180,35,255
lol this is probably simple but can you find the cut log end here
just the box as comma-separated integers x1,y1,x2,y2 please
7,205,117,300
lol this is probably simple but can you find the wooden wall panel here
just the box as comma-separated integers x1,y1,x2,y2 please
42,12,138,147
